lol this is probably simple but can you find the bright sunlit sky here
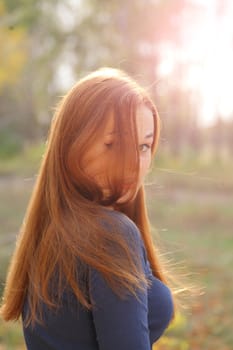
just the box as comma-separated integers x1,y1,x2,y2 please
158,0,233,127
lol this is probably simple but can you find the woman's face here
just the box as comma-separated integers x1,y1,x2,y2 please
82,104,154,204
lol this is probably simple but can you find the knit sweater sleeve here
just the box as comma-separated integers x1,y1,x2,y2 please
88,213,173,350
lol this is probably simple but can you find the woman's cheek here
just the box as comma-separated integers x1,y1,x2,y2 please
140,154,151,177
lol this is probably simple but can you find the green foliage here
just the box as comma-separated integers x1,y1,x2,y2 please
0,1,28,89
3,0,53,29
0,320,26,349
0,129,23,159
0,142,45,175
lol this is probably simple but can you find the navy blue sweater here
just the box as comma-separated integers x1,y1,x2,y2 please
22,211,174,349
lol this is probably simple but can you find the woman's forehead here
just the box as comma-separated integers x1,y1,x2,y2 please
136,105,154,140
103,105,154,139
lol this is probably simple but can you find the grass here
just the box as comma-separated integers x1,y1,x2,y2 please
0,321,25,350
0,148,232,349
147,155,233,350
0,142,45,177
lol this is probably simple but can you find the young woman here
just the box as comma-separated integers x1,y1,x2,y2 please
1,68,176,349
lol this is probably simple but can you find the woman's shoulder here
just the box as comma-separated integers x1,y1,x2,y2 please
100,208,142,246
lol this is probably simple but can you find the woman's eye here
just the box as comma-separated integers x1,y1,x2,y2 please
139,144,151,153
104,142,113,148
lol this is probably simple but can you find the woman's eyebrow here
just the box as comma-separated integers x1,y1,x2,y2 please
145,132,154,139
107,132,154,138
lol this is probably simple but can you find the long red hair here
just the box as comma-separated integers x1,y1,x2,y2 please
1,68,176,326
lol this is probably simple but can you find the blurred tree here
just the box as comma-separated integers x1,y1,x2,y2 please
213,117,233,159
69,0,197,83
225,118,233,157
153,62,203,157
0,0,29,89
0,0,204,153
0,28,27,89
0,1,28,152
0,0,66,140
209,116,225,161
